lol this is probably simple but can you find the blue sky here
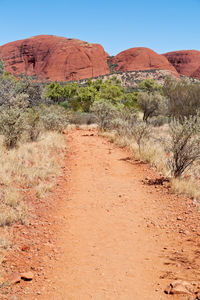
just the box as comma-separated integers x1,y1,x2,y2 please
0,0,200,55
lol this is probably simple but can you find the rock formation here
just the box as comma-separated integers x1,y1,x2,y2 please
110,47,179,77
163,50,200,79
0,35,110,81
2,35,200,81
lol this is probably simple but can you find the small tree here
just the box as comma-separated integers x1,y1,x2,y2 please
62,83,78,101
166,116,200,177
138,91,167,122
46,82,64,103
100,80,123,103
139,78,162,93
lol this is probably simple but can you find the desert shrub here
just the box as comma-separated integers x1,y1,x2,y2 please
148,115,169,127
100,81,123,103
111,118,130,137
46,82,64,103
0,108,25,149
139,78,162,92
163,76,200,120
0,75,16,106
68,112,97,125
62,83,78,100
15,78,44,106
122,92,138,109
0,59,5,75
118,106,137,123
91,100,118,130
138,91,167,122
71,86,97,112
131,121,152,154
25,107,42,141
40,105,69,132
111,106,137,137
165,116,200,177
0,94,29,149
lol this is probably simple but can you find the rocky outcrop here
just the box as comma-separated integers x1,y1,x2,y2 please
0,35,110,81
110,47,179,77
3,35,200,81
163,50,200,79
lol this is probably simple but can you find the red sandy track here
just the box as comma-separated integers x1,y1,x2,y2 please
3,130,200,299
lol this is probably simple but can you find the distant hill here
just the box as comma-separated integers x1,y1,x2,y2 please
0,35,200,81
163,50,200,79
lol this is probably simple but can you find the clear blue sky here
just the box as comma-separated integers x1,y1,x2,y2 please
1,0,200,55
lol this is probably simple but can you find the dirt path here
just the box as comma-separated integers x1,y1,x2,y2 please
8,130,200,299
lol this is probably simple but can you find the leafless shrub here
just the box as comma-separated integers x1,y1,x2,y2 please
131,121,152,154
165,116,200,177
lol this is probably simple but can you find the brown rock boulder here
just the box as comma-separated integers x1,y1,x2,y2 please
0,35,110,81
110,47,179,77
163,50,200,79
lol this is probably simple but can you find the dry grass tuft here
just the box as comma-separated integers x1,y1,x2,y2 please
171,178,200,201
0,131,66,265
0,131,66,228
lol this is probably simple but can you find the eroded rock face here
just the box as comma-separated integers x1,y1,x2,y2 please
0,35,110,81
110,47,179,77
163,50,200,78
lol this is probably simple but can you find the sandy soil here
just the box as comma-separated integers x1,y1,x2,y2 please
2,129,200,299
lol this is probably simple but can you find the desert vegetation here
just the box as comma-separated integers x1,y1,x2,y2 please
1,55,200,264
87,76,200,202
0,61,68,265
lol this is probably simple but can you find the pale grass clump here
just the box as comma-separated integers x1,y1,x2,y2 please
0,132,66,188
0,131,66,227
171,178,200,201
100,130,168,175
66,124,77,131
130,140,169,175
4,188,22,208
0,234,11,266
0,202,28,227
78,124,98,131
35,182,54,199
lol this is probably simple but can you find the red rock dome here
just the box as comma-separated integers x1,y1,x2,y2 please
163,50,200,79
0,35,110,81
110,47,179,77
